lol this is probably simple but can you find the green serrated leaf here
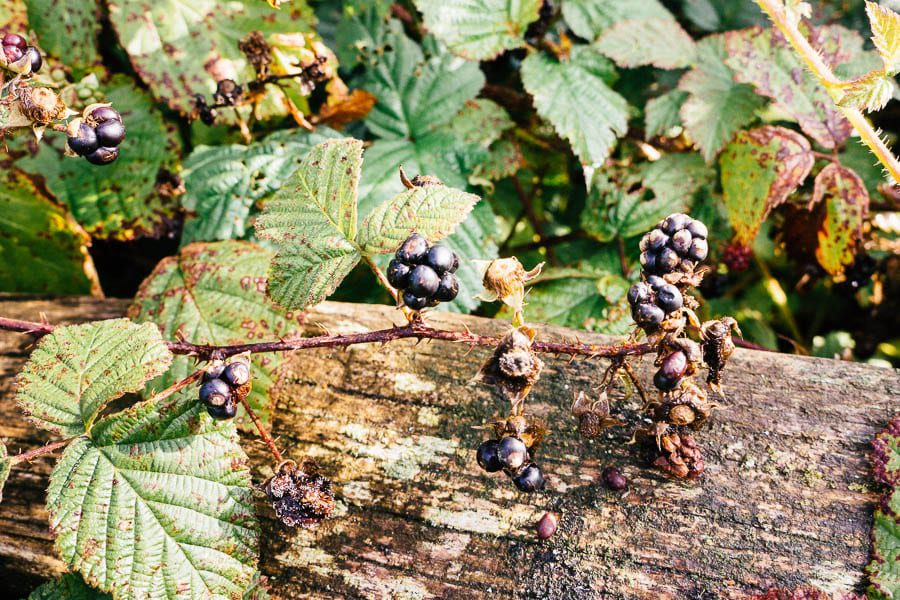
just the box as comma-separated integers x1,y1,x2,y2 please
644,89,688,139
14,74,181,240
46,392,259,600
869,508,900,600
838,70,895,112
359,184,480,253
597,17,696,69
866,1,900,75
180,128,342,246
678,34,765,162
518,273,632,334
443,98,515,149
725,26,851,150
255,138,364,310
27,573,111,600
720,126,814,246
811,163,869,277
129,241,298,433
107,0,317,114
0,171,98,295
15,319,172,436
414,0,541,60
560,0,671,42
25,0,101,72
641,153,716,205
0,441,10,504
521,46,628,167
581,171,686,242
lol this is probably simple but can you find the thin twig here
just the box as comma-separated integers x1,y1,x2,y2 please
10,437,75,465
363,255,415,322
146,370,204,405
237,393,283,463
621,361,649,408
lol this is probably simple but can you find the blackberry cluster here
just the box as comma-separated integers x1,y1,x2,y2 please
66,106,126,165
627,275,683,331
198,359,251,420
2,33,41,72
387,234,460,310
639,213,708,276
476,436,545,492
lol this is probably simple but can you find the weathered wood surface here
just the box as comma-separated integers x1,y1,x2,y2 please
0,296,897,599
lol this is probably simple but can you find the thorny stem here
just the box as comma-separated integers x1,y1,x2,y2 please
237,393,284,463
754,0,900,183
10,437,75,465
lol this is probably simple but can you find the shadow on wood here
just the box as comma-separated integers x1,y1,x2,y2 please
0,296,896,599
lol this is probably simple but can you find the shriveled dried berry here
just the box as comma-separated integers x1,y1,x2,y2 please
476,327,544,403
265,460,335,528
653,432,705,479
601,466,628,490
536,512,558,539
701,317,741,391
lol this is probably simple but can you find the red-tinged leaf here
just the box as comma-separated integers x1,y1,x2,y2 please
810,163,869,277
720,126,814,246
873,416,900,487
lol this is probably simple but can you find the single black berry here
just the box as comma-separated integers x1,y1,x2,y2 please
646,275,666,290
601,466,627,490
497,436,528,470
89,106,122,124
425,245,457,274
199,378,231,406
96,119,126,147
85,146,119,165
476,440,503,473
633,302,665,328
671,229,692,255
402,291,428,310
396,234,429,264
656,247,680,272
407,265,440,297
387,259,411,289
639,251,657,273
25,45,41,72
222,361,250,387
662,213,691,235
627,282,651,306
655,284,683,313
433,272,459,302
513,463,545,492
688,238,708,262
202,363,225,382
686,220,708,239
207,397,238,420
67,123,98,156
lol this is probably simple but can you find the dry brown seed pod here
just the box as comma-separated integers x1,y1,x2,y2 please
475,326,544,405
653,380,715,429
265,459,335,528
571,390,622,438
473,257,544,319
701,317,741,392
18,86,66,123
486,413,548,451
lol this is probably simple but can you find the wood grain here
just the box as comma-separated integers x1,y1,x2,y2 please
0,296,897,599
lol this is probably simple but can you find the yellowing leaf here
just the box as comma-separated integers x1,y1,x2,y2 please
838,70,896,112
866,1,900,74
810,163,869,277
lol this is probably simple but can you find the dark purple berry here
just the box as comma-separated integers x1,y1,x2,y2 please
497,436,528,470
2,33,26,50
96,119,126,147
67,123,98,156
645,275,666,291
536,512,558,539
655,284,683,313
633,302,665,327
433,272,459,302
25,46,41,72
513,463,545,492
396,234,429,264
660,350,688,380
3,45,23,63
85,146,119,165
222,361,250,387
671,229,692,255
199,378,231,406
202,363,225,383
601,466,627,490
639,251,657,273
686,220,708,239
688,238,708,262
643,229,668,251
656,247,680,273
662,213,690,234
653,370,680,391
627,282,651,306
387,259,411,289
476,440,503,472
89,106,122,124
207,397,238,420
402,291,428,310
424,245,457,274
407,265,440,297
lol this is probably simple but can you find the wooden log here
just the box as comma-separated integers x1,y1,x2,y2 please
0,296,897,599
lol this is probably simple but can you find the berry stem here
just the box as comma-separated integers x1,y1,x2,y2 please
10,437,76,465
622,361,649,408
236,392,283,463
363,255,415,322
145,370,204,405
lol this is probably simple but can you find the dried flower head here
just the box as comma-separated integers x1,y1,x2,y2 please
19,86,66,124
474,257,543,319
571,390,622,438
653,381,715,429
635,430,705,479
476,326,544,404
265,460,335,528
701,317,742,393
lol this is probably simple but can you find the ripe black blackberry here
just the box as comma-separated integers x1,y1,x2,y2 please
388,234,460,309
67,105,126,166
197,358,252,420
627,276,684,331
474,433,545,493
2,33,26,65
638,213,708,276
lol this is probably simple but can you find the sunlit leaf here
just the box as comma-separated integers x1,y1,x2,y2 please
560,0,671,41
810,163,869,277
866,1,900,74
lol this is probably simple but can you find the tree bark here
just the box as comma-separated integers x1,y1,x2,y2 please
0,296,897,599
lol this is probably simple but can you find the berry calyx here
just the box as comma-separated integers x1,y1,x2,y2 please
476,440,503,472
67,123,98,156
513,463,545,492
497,436,528,470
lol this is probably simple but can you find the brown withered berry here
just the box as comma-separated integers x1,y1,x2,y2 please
601,466,628,491
265,460,335,528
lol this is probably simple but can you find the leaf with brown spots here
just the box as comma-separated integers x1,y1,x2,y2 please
720,126,814,246
809,163,869,277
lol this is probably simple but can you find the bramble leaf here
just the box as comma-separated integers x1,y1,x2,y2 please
106,0,318,114
359,184,479,254
14,75,181,241
866,1,900,75
129,241,300,432
560,0,671,41
810,163,869,277
872,416,900,487
518,272,632,334
27,573,111,600
180,128,342,246
255,138,364,310
869,508,900,600
15,319,172,436
645,89,688,139
414,0,542,60
597,17,696,69
720,126,814,246
0,172,99,295
641,153,716,206
46,392,259,600
838,71,895,112
521,46,628,167
26,0,101,73
678,34,765,162
0,441,9,504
